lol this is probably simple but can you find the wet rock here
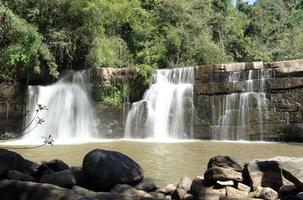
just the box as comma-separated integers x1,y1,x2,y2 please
208,155,243,172
282,169,303,191
6,170,35,182
135,180,157,192
111,184,153,199
159,184,177,195
82,149,144,191
149,191,166,200
279,185,299,200
297,192,303,200
243,157,303,191
71,167,90,187
0,179,81,200
204,167,243,182
190,177,226,200
40,169,76,188
236,182,251,193
172,188,193,200
177,177,192,192
226,186,249,198
248,186,278,200
73,185,151,200
0,148,39,177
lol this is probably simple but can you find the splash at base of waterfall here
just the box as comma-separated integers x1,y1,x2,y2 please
124,67,194,139
22,71,97,143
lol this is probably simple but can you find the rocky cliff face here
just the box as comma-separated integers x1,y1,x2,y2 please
193,59,303,141
0,83,26,138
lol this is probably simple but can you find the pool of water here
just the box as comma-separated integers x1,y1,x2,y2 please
1,139,303,186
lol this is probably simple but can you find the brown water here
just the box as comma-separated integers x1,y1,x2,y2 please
2,140,303,186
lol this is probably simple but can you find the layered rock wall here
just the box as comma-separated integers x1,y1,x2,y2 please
193,59,303,141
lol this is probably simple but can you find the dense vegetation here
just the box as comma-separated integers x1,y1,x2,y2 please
0,0,302,81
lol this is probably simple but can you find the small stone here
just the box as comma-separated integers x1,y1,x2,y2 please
204,167,243,182
171,188,188,200
177,177,192,192
159,184,177,195
217,180,235,187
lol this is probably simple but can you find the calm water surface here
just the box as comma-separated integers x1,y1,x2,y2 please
1,140,303,185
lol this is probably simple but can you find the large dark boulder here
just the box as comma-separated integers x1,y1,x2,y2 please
6,170,36,182
0,148,39,177
82,149,144,191
37,159,69,177
0,179,82,200
207,155,243,172
243,157,303,191
40,169,77,188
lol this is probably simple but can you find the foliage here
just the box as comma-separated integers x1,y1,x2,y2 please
93,84,128,107
1,0,303,82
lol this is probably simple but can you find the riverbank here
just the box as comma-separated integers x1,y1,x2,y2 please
0,147,302,200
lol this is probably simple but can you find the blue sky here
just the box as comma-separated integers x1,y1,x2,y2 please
232,0,256,5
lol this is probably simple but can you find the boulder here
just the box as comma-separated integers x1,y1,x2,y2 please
159,184,177,195
40,169,77,188
208,156,243,172
82,149,143,191
297,192,303,200
204,167,243,183
243,157,303,191
236,182,251,193
171,188,193,200
177,177,192,192
190,177,226,200
111,184,154,199
0,179,81,200
73,185,153,200
282,169,303,191
279,185,300,200
71,167,90,187
0,148,39,176
226,186,249,198
6,170,35,182
149,191,166,200
248,186,278,200
37,159,69,177
135,180,157,192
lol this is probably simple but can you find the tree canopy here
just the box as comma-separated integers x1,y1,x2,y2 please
0,0,302,81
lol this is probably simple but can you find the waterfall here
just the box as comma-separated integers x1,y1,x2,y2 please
124,67,194,139
23,71,97,143
212,69,272,140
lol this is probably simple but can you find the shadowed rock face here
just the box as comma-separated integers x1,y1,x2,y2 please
193,59,303,141
82,149,144,191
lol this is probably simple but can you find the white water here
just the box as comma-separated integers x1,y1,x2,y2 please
212,69,272,140
22,71,97,143
125,67,194,139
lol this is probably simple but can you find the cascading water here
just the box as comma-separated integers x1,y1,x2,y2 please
124,67,194,139
23,71,97,143
211,69,272,140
